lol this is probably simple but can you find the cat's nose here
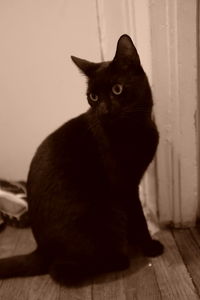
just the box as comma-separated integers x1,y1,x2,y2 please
98,102,110,115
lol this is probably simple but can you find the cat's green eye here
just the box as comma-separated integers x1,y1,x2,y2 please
89,93,98,102
112,84,123,95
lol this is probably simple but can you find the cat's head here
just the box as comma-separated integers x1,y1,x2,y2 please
71,35,152,120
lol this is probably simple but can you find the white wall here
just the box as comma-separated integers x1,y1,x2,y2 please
0,0,101,180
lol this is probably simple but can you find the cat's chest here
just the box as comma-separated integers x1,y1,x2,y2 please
109,124,157,154
106,122,159,175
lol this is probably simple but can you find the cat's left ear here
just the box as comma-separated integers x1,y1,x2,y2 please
114,34,140,65
71,56,100,77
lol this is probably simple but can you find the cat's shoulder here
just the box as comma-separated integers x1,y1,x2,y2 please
52,113,88,138
33,112,89,158
45,113,89,143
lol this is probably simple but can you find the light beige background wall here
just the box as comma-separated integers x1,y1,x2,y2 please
0,0,101,180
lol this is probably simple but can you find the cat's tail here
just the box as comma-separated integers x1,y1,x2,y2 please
0,250,48,278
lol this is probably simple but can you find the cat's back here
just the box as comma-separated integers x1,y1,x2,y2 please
29,113,89,172
27,111,103,204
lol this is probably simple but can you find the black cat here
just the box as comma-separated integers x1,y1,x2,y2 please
0,34,163,285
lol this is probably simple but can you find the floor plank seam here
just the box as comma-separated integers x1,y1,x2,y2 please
150,259,163,300
171,229,200,299
187,229,200,299
190,228,200,250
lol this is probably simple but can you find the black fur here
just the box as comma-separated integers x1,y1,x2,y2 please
0,35,163,285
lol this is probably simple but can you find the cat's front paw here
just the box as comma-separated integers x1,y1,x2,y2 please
142,239,164,257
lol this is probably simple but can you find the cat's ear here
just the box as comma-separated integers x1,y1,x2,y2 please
71,56,100,77
114,34,140,65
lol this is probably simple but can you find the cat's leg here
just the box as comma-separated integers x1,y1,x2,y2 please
94,212,130,274
49,258,93,286
49,221,130,285
98,252,130,272
128,191,164,257
49,253,129,286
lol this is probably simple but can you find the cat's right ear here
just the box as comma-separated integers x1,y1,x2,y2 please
114,34,140,66
71,56,100,77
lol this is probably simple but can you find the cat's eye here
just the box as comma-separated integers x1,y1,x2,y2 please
89,93,98,102
112,84,123,95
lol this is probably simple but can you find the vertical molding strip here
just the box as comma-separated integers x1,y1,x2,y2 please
150,0,173,225
197,0,200,218
176,0,198,226
95,0,106,61
150,0,198,227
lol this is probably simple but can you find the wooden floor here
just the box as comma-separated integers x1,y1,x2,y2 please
0,227,200,300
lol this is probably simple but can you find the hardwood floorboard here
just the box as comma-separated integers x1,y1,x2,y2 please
0,227,23,258
0,228,60,300
190,227,200,249
173,228,200,297
124,250,161,300
59,284,92,300
0,227,200,299
151,230,199,300
92,271,126,300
